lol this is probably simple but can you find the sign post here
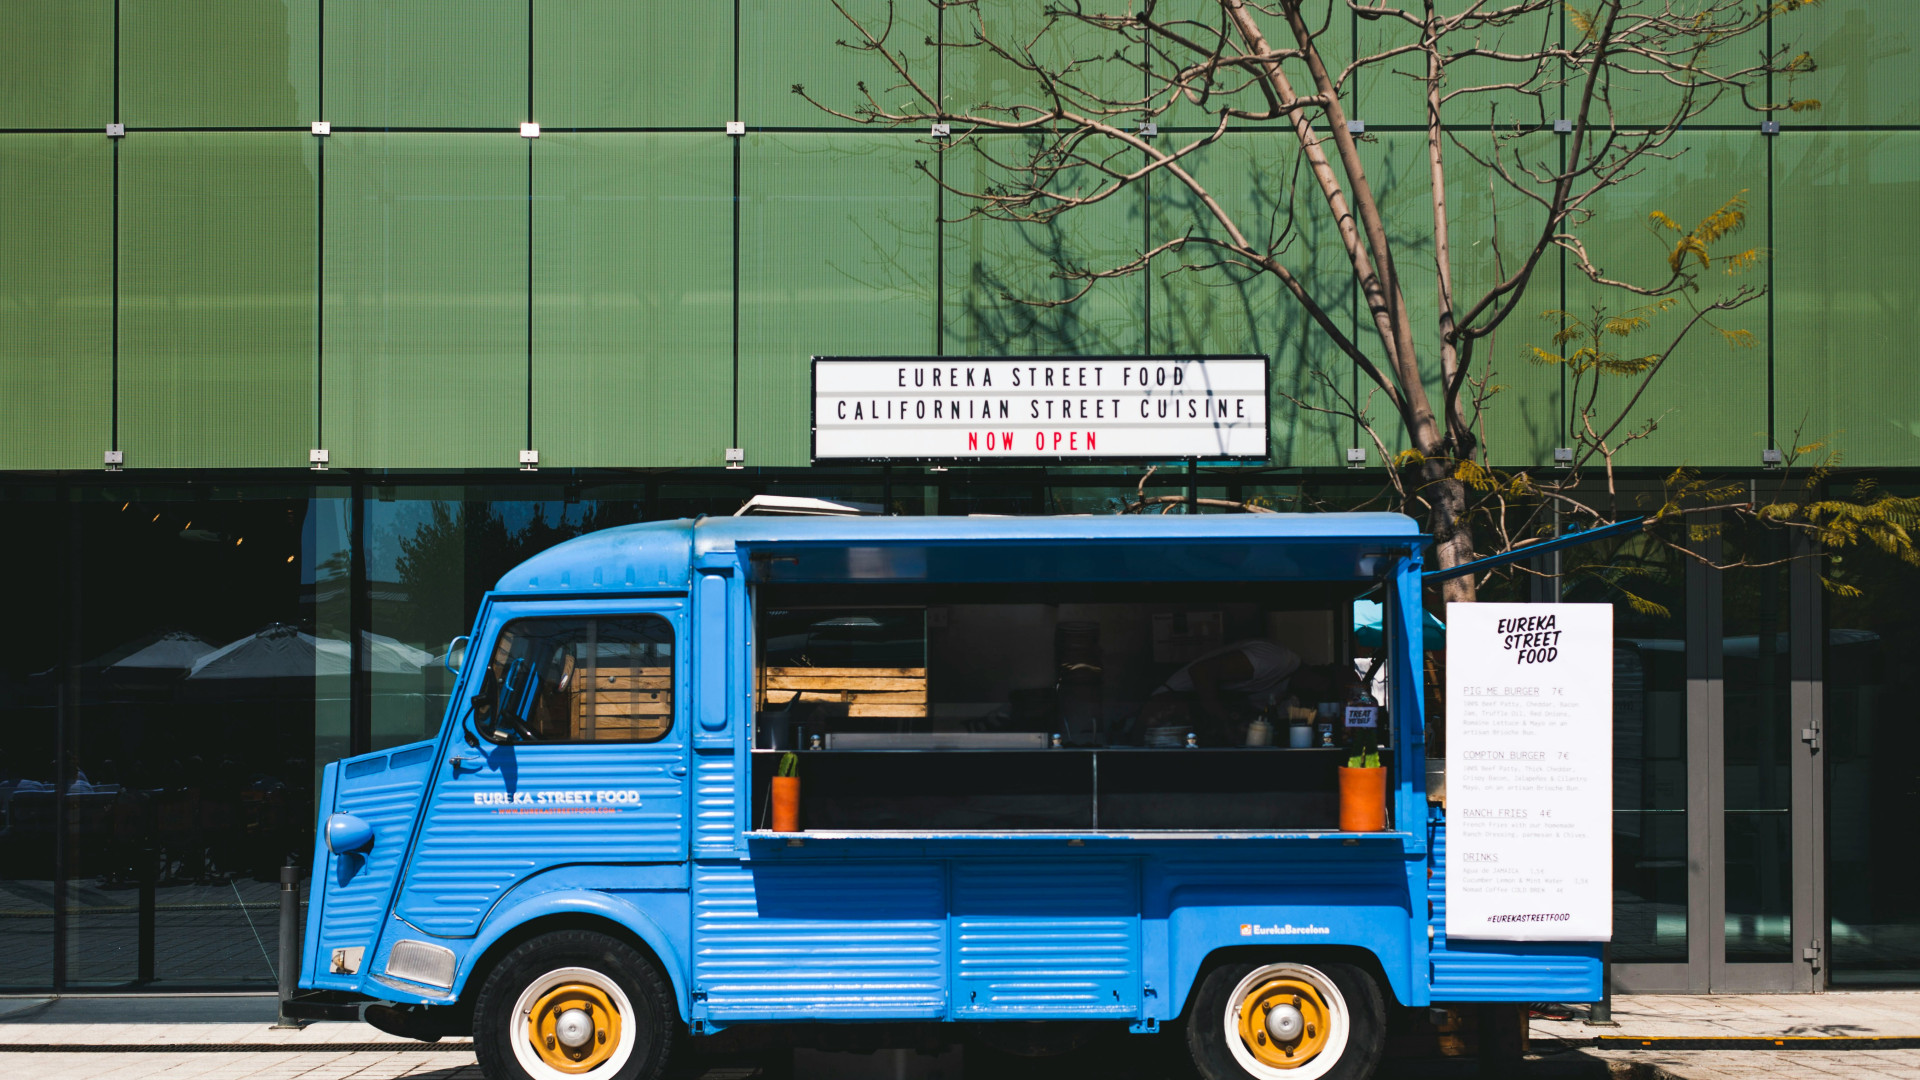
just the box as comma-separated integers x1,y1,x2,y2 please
810,355,1268,463
1444,603,1613,942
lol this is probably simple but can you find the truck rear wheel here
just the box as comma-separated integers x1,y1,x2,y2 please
472,930,674,1080
1186,960,1383,1080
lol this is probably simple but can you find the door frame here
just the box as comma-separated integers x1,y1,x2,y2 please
1611,519,1825,994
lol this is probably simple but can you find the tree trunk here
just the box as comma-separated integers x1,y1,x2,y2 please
1422,459,1477,605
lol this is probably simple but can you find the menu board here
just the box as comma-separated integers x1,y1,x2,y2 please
1445,603,1613,942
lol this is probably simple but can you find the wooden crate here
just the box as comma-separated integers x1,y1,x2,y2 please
759,666,927,719
574,666,673,741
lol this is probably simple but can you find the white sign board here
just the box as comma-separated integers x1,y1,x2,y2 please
1445,603,1613,942
811,356,1268,461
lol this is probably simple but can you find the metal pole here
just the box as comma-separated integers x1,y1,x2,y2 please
273,860,305,1029
1588,942,1615,1025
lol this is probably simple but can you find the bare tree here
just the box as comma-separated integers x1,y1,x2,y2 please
791,0,1905,598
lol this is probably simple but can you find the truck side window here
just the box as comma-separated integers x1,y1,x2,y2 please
478,615,674,743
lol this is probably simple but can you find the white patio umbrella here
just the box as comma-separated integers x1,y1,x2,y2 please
186,625,433,680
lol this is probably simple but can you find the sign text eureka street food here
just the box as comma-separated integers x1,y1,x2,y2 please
811,356,1268,461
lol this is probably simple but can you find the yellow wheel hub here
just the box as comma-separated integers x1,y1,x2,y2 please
527,981,622,1074
1237,975,1331,1069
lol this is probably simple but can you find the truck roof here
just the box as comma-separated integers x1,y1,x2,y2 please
494,512,1425,593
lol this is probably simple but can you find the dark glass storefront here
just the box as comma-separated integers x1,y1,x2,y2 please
2,470,1917,991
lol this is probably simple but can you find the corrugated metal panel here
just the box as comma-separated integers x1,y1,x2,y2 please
394,745,687,936
692,750,737,858
694,861,946,1018
317,750,428,967
1427,823,1604,1001
952,860,1139,1016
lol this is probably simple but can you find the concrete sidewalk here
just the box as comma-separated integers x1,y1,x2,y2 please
1528,993,1920,1078
2,993,1918,1078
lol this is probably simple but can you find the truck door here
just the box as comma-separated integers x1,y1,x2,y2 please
392,599,690,938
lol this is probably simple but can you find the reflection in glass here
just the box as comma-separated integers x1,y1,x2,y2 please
1721,523,1794,963
1826,498,1920,986
66,489,330,987
363,486,649,751
1566,533,1688,963
0,488,61,988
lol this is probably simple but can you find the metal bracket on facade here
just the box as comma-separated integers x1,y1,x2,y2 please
1553,119,1573,134
311,121,331,136
930,122,951,138
519,122,540,139
1138,121,1158,138
1762,120,1781,135
1345,447,1367,468
519,449,539,471
724,447,745,470
725,121,746,136
104,449,124,471
1762,447,1784,468
1800,725,1821,751
309,448,329,471
1346,119,1366,134
1553,447,1574,468
106,123,125,138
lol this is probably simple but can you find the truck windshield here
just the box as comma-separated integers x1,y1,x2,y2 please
474,615,674,743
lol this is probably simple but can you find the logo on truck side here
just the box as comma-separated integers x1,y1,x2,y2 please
1240,923,1332,937
473,790,643,810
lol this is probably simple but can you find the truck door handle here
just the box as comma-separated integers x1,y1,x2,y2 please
450,755,483,774
669,763,688,778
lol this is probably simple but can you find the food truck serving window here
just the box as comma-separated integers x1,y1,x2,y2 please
479,615,674,743
750,581,1382,833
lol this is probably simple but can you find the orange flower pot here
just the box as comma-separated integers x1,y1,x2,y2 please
1338,766,1387,832
770,776,801,833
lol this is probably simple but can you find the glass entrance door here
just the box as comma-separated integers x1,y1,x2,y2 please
1709,524,1819,991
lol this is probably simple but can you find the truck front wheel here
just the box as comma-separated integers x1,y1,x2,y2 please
472,930,674,1080
1186,960,1384,1080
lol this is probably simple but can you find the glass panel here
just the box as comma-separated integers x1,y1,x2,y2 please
536,0,729,129
364,485,649,751
120,133,317,469
68,487,327,988
1356,3,1557,127
121,0,318,127
0,487,62,989
741,0,934,129
0,1,113,128
478,616,674,744
533,135,732,467
940,2,1141,128
325,0,527,128
1564,531,1689,964
1721,522,1794,964
1157,0,1349,130
944,137,1145,359
1780,1,1920,127
323,134,526,469
1774,132,1920,468
1149,134,1344,467
1825,485,1920,986
1565,132,1769,468
741,133,936,466
0,135,112,471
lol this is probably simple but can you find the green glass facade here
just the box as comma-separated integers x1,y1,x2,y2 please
4,0,1920,997
4,0,1918,473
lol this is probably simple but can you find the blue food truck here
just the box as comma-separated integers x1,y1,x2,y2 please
298,512,1600,1080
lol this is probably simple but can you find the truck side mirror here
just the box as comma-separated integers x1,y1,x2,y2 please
444,635,469,674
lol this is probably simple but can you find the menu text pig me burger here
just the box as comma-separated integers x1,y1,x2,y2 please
810,356,1269,461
